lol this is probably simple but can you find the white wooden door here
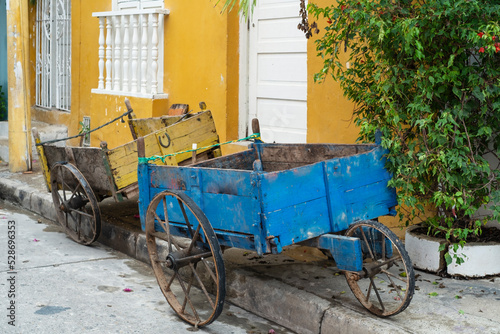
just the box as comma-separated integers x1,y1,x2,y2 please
243,0,307,143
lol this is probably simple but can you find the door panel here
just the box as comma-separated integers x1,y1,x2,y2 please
245,0,307,143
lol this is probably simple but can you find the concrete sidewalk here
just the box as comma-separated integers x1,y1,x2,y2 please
1,160,499,334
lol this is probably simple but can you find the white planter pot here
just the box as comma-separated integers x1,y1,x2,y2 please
405,225,446,273
448,242,500,277
405,224,500,277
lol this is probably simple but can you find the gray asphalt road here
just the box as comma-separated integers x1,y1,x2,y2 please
0,200,293,334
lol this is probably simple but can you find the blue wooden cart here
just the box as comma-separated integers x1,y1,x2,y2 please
137,129,415,327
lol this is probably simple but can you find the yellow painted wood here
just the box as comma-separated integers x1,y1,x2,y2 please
128,115,183,139
33,134,52,192
108,111,220,190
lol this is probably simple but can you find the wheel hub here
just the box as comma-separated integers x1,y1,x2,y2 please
60,195,87,213
164,248,213,270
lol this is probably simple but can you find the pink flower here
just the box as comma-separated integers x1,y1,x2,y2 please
33,238,39,242
123,288,133,292
479,47,485,53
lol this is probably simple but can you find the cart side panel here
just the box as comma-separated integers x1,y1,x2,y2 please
260,162,332,249
43,145,113,196
326,146,397,231
256,143,375,172
143,165,258,237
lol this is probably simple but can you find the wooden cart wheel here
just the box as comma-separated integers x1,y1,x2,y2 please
344,220,415,317
145,190,225,327
50,162,101,245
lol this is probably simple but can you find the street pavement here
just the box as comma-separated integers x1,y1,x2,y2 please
0,200,293,333
1,160,500,334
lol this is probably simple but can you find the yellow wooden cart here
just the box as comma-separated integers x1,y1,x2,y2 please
32,100,221,245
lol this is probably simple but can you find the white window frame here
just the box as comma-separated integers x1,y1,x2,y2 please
113,0,164,11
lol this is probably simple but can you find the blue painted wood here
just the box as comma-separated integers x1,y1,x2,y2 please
353,226,394,258
138,142,398,269
303,234,363,271
137,162,151,231
264,197,331,249
260,162,327,213
325,146,397,232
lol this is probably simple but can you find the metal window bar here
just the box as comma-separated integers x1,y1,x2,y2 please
36,0,71,111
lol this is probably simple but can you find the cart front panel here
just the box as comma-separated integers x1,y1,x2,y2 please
325,146,397,231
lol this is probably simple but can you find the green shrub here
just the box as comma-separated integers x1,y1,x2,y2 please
0,86,6,121
309,0,500,264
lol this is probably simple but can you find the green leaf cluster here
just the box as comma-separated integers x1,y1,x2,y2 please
216,0,256,20
0,86,7,121
309,0,500,261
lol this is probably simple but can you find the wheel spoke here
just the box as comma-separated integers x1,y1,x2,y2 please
68,208,94,219
201,258,217,284
51,163,100,246
359,227,376,261
166,272,176,291
162,197,172,253
381,268,409,284
382,235,386,260
369,276,385,311
175,272,200,322
181,266,197,313
344,220,415,317
145,191,225,327
189,262,215,309
178,199,194,238
68,182,83,202
382,270,405,299
60,168,68,201
186,224,202,255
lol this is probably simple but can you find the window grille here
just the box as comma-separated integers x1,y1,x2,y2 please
35,0,72,111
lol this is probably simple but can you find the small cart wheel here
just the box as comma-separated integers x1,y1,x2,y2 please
50,162,101,245
145,190,225,327
344,220,415,317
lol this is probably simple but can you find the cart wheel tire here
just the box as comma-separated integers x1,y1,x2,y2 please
50,162,101,245
145,190,225,327
344,220,415,317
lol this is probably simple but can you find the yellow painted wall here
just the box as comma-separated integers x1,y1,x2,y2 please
28,0,238,150
162,0,236,143
306,0,359,145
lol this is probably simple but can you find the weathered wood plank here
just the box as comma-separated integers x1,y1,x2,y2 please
128,115,183,138
193,149,256,170
43,145,113,197
260,162,327,213
108,110,220,191
300,234,363,271
256,143,375,172
263,197,331,247
32,128,52,192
